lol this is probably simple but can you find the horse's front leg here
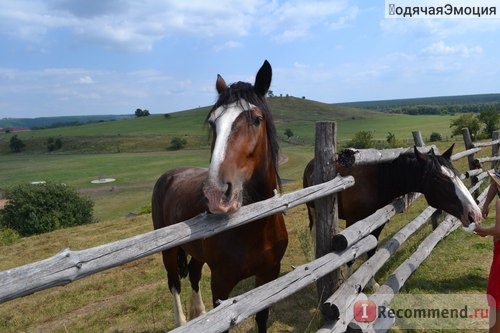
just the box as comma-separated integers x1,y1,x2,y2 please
162,249,187,326
210,270,241,333
254,263,281,333
187,257,206,319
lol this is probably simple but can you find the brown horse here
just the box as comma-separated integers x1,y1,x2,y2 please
152,61,287,332
303,146,482,286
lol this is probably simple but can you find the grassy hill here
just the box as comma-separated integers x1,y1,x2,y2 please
338,93,500,112
0,96,460,154
0,114,133,129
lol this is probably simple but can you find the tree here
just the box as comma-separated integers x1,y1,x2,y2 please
0,182,94,236
9,135,25,153
135,108,150,117
429,132,443,142
450,114,481,140
284,128,294,139
478,109,499,137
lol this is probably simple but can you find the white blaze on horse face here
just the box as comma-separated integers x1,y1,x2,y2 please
440,165,481,223
208,100,253,182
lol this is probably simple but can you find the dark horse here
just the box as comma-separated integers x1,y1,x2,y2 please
303,146,482,286
152,61,287,332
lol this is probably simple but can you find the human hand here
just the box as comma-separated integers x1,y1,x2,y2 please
474,224,488,237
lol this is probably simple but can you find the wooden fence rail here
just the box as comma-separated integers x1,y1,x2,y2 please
325,185,489,333
171,235,378,333
0,175,355,303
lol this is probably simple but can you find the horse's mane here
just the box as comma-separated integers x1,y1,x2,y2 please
395,150,459,181
207,81,281,189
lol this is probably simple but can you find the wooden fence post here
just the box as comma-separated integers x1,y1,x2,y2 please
412,131,424,147
313,121,339,310
462,127,479,198
492,130,499,170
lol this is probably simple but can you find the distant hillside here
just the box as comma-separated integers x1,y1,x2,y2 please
337,93,500,114
0,114,133,130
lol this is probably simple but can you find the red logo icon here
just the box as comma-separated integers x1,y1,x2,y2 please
353,300,377,322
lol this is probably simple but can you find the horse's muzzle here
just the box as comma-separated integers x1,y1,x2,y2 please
203,182,242,214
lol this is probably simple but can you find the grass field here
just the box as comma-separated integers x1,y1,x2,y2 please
0,99,497,332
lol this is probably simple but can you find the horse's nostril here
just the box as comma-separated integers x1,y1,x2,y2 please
224,182,232,199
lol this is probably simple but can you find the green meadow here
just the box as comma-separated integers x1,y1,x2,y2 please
0,96,496,332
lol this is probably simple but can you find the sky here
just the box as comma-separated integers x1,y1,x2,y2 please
0,0,499,118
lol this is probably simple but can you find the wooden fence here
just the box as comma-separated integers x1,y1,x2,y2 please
0,127,498,333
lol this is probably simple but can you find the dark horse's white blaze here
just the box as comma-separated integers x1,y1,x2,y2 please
439,165,482,225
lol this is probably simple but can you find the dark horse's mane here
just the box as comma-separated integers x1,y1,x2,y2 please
207,81,281,189
395,150,459,181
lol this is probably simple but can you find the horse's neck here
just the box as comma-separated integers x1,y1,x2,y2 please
386,157,422,197
245,165,279,204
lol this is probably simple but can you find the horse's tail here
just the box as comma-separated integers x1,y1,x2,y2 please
303,159,316,231
152,173,189,279
151,174,169,231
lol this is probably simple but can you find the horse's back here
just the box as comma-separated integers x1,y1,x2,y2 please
152,167,208,230
303,160,383,224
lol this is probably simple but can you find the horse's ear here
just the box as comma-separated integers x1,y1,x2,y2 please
442,144,455,160
414,146,427,164
216,74,227,94
254,60,272,96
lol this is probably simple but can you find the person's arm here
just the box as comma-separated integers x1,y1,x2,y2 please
476,197,500,238
481,182,498,218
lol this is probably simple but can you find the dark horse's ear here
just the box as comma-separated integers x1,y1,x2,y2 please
254,60,272,97
414,146,428,164
216,74,227,94
442,144,455,160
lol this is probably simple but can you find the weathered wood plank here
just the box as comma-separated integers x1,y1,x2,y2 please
472,137,500,148
170,235,378,333
351,188,488,333
338,146,437,168
331,193,420,251
0,175,355,303
322,205,436,321
313,121,339,304
451,147,482,161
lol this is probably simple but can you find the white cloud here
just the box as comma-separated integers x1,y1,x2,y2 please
0,0,357,51
78,76,94,84
213,40,244,52
259,0,356,42
422,41,482,57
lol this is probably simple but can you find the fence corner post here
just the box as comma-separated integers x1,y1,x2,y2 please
313,121,339,312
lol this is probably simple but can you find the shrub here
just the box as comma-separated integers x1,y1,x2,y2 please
9,135,25,153
429,132,442,142
347,131,374,148
0,182,94,236
47,137,63,151
170,137,187,150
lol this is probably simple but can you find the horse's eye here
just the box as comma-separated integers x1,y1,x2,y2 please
208,119,215,128
253,116,263,126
